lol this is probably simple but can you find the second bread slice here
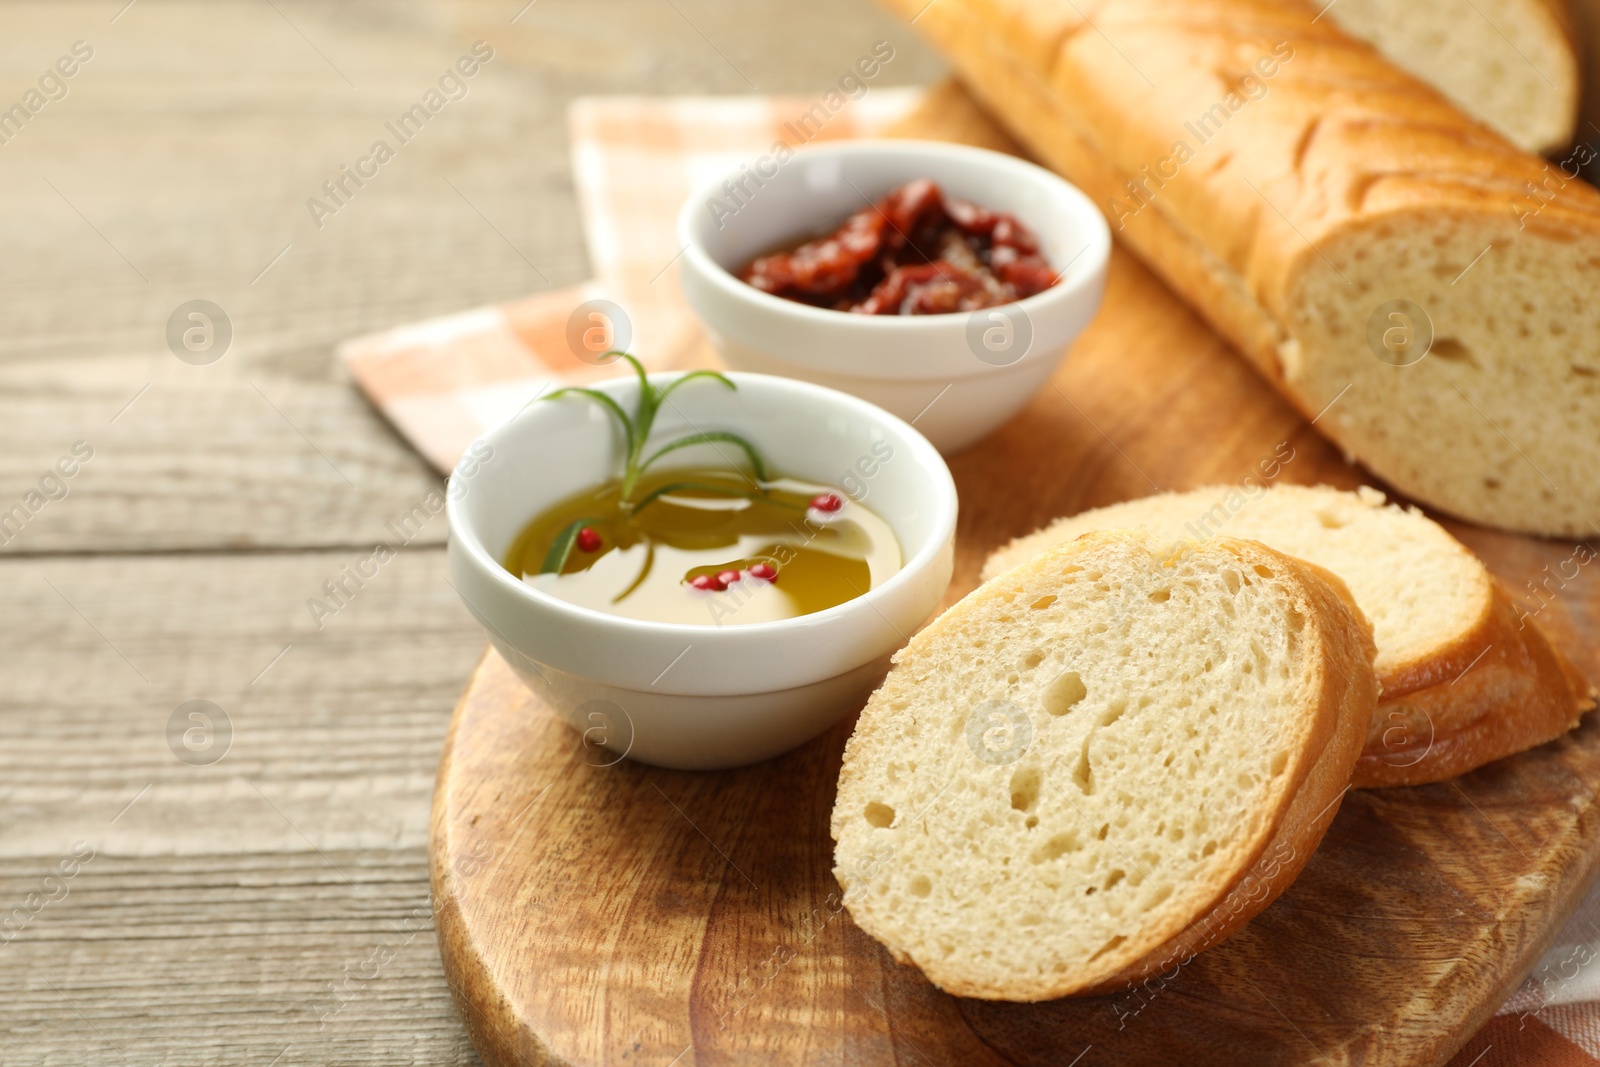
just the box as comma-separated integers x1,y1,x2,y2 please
833,531,1377,1000
983,485,1592,787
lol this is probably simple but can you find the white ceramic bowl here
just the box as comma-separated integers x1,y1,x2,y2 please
678,140,1111,454
445,371,957,770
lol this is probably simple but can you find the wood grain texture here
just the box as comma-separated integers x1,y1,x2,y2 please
0,549,491,1064
0,851,480,1066
0,0,940,555
431,242,1600,1066
0,1,945,1063
0,549,483,854
0,369,452,554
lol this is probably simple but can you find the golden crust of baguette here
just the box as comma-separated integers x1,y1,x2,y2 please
1354,584,1595,787
888,0,1600,367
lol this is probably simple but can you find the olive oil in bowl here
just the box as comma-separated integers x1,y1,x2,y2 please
505,467,901,626
508,354,903,626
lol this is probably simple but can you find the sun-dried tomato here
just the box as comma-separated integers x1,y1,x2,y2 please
736,180,1058,315
741,208,885,296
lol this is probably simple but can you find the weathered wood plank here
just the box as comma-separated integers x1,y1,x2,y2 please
0,547,487,1063
0,851,480,1066
0,366,450,554
0,548,483,856
0,0,940,557
0,0,942,377
0,4,943,1063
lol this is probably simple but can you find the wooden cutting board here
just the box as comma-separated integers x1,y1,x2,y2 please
428,243,1600,1067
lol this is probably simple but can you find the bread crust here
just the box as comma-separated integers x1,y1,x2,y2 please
894,2,1293,382
878,0,1600,536
1354,583,1595,787
831,533,1378,1000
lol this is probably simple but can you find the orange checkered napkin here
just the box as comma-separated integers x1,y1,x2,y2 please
338,89,922,473
339,89,1600,1062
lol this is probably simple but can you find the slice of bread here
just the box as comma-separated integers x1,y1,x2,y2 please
832,531,1378,1000
1326,0,1580,154
983,485,1593,787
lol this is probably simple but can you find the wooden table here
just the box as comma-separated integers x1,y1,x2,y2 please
0,3,942,1062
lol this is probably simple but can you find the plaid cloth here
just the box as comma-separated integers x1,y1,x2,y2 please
339,86,1600,1066
339,89,923,472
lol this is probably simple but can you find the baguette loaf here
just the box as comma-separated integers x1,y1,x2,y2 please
832,531,1378,999
982,484,1594,787
879,0,1600,537
1326,0,1580,154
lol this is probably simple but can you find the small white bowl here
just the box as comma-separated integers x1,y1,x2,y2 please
677,139,1110,453
445,371,957,770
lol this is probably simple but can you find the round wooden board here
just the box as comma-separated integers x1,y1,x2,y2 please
432,649,1600,1067
428,240,1600,1067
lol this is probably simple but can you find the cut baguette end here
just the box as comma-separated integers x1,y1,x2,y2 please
1289,212,1600,541
1325,0,1580,154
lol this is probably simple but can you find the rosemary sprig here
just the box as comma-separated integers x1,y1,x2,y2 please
539,352,769,574
640,432,768,483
